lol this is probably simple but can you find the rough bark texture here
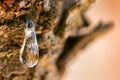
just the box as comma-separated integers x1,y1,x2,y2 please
0,0,113,80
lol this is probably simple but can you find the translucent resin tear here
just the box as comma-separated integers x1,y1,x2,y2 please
19,19,39,67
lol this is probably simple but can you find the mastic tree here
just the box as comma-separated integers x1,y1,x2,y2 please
0,0,113,80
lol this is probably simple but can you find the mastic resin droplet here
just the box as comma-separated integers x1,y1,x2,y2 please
20,19,39,67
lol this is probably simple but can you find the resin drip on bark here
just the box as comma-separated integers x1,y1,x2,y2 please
19,19,39,68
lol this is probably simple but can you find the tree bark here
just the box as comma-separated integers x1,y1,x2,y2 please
0,0,113,80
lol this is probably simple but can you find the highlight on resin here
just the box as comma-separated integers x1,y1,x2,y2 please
19,19,39,68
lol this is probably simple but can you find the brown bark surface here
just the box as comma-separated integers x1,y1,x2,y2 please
0,0,113,80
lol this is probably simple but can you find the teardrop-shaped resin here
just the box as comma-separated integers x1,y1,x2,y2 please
19,19,39,67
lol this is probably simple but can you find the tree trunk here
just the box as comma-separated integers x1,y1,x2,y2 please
0,0,113,80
